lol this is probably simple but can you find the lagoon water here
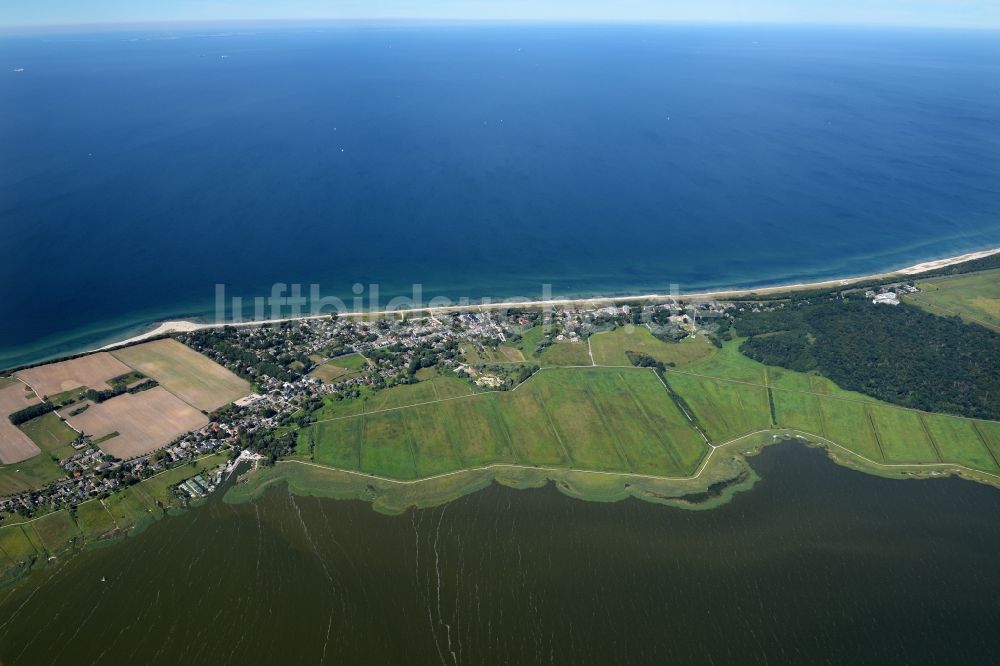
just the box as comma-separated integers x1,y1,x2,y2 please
2,445,1000,664
2,24,1000,366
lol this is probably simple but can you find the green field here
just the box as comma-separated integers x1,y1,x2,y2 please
309,352,369,383
276,335,1000,515
904,268,1000,332
517,325,546,358
536,341,592,366
0,524,40,579
0,453,67,497
590,327,716,367
19,412,78,458
666,372,771,442
27,509,81,553
297,367,710,481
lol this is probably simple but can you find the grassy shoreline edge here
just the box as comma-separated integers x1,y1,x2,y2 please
222,426,1000,515
2,416,997,588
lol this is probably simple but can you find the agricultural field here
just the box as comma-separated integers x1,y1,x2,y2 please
665,372,771,442
0,451,66,497
309,352,369,384
64,387,208,459
26,510,81,554
589,326,716,367
111,338,251,411
18,411,78,459
310,375,478,425
16,352,133,397
904,268,1000,332
676,341,766,384
536,341,592,366
296,367,710,481
0,381,41,464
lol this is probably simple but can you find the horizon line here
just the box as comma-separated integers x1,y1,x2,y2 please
3,17,999,35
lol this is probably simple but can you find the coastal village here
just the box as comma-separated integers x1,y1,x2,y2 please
0,279,922,523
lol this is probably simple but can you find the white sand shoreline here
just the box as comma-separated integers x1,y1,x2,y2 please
96,246,1000,353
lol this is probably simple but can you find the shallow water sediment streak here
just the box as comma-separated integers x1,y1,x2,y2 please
2,445,1000,664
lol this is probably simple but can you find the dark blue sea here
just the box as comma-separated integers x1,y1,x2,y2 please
1,23,999,368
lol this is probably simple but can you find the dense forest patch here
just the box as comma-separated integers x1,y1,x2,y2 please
734,298,1000,420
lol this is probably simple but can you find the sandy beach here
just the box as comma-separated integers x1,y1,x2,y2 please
97,246,1000,352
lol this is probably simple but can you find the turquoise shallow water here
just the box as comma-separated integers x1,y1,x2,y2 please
1,24,999,367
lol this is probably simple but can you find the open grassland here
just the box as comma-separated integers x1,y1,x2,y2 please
536,341,593,366
678,341,768,384
0,382,41,464
64,387,208,459
19,412,78,459
296,367,709,482
517,325,546,358
309,352,369,383
904,268,1000,332
0,523,41,580
0,452,65,498
590,327,716,367
111,338,251,411
666,372,772,441
16,352,132,397
26,509,81,553
666,341,1000,474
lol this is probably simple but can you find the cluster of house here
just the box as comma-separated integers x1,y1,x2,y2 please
60,447,107,476
0,467,124,516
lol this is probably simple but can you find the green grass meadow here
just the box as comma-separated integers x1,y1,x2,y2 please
904,268,1000,332
292,338,1000,494
589,327,716,368
309,352,370,383
298,367,710,481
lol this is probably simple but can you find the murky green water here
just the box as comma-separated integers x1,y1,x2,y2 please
2,444,999,665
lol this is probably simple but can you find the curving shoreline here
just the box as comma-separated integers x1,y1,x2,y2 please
222,426,1000,516
96,246,1000,353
